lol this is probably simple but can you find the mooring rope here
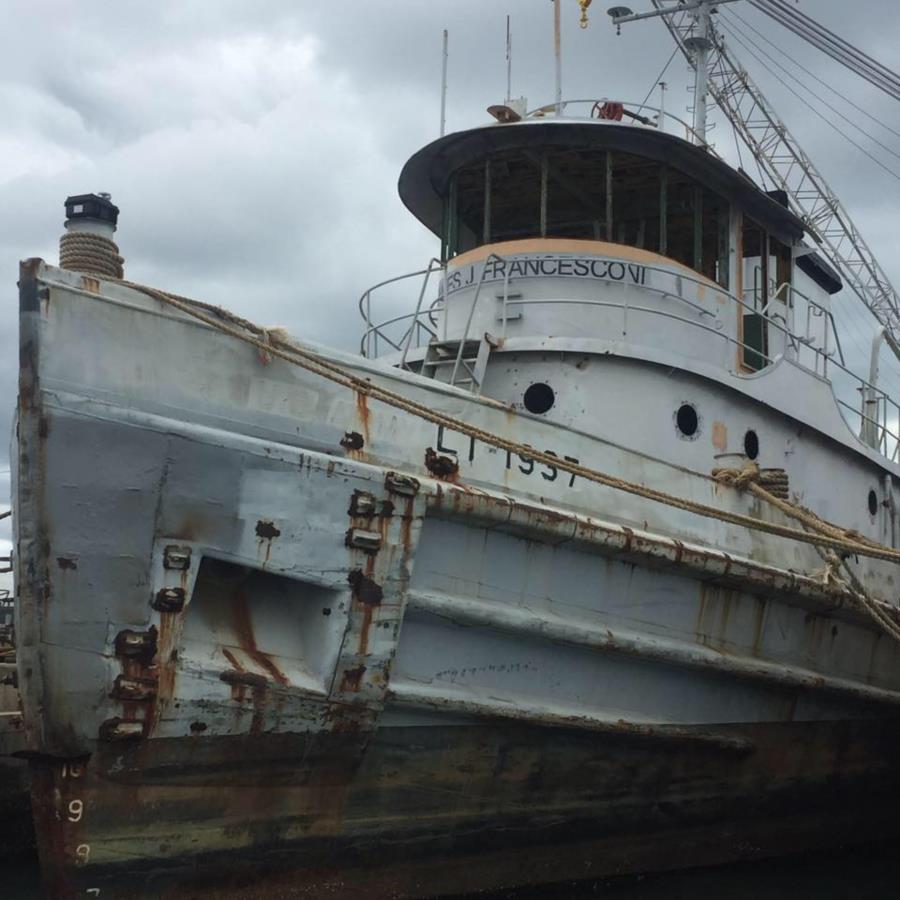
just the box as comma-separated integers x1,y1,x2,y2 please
115,279,900,641
121,283,900,561
60,232,124,280
714,461,886,554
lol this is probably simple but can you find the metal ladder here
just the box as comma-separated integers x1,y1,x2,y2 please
421,334,496,393
422,252,514,393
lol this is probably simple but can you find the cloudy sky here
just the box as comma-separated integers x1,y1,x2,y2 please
2,0,899,592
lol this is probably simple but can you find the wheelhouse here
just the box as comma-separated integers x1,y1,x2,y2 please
397,118,841,372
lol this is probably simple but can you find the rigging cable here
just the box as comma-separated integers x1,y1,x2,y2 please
725,6,900,142
717,21,900,183
749,0,900,98
719,11,900,165
759,0,900,96
714,15,900,398
748,0,900,101
635,46,679,117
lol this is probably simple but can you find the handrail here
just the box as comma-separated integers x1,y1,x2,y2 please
523,98,713,149
500,291,900,459
358,264,444,358
358,251,900,463
360,310,439,359
747,265,844,368
400,258,444,370
450,253,507,386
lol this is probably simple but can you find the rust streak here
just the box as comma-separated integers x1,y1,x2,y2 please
220,669,268,688
222,647,245,672
222,649,250,703
399,498,414,555
358,604,374,656
355,391,371,443
250,684,268,734
425,447,459,479
231,588,289,685
150,610,181,734
340,664,367,693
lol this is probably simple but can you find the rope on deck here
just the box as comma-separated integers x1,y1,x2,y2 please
715,461,900,643
122,279,900,643
60,232,124,280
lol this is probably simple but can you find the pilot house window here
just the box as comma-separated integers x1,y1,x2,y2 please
442,147,730,288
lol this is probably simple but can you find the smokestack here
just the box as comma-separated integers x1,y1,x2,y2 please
59,192,124,280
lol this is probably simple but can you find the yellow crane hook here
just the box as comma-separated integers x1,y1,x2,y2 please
578,0,593,29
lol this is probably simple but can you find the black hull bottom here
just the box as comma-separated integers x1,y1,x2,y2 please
30,717,900,899
0,757,34,860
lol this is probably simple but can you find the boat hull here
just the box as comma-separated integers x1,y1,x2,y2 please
0,758,32,861
31,717,900,898
12,262,900,897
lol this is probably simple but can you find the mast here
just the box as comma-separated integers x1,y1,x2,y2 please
506,15,512,103
688,1,711,145
553,0,563,115
608,1,900,353
651,0,900,344
440,29,449,137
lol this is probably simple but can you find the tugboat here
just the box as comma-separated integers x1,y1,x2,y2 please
6,2,900,897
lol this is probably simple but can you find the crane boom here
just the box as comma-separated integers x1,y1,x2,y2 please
650,0,900,339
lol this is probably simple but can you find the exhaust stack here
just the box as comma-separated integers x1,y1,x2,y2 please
59,192,124,280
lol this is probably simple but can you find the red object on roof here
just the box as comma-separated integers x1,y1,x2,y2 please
595,101,625,121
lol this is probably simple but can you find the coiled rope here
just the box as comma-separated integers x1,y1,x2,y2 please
117,280,900,641
713,461,885,554
60,232,124,280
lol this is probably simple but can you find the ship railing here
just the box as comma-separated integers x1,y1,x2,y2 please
746,266,845,379
360,255,900,463
358,260,444,362
524,99,716,151
492,258,844,369
494,263,900,462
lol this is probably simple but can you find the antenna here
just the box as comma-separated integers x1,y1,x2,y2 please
553,0,562,115
505,15,512,103
440,29,449,136
607,1,741,145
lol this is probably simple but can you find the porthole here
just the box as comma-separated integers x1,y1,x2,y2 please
675,403,699,439
523,382,555,415
868,489,878,516
744,429,759,460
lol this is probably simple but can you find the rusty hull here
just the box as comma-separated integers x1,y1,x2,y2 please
12,264,900,897
28,717,900,899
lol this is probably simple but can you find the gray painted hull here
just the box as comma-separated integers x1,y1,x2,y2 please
11,261,900,897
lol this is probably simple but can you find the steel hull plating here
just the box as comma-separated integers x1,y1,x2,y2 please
31,719,900,899
12,262,900,897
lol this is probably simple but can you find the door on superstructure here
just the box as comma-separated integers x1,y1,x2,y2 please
741,217,792,371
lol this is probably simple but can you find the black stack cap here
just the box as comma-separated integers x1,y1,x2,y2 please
64,193,119,226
